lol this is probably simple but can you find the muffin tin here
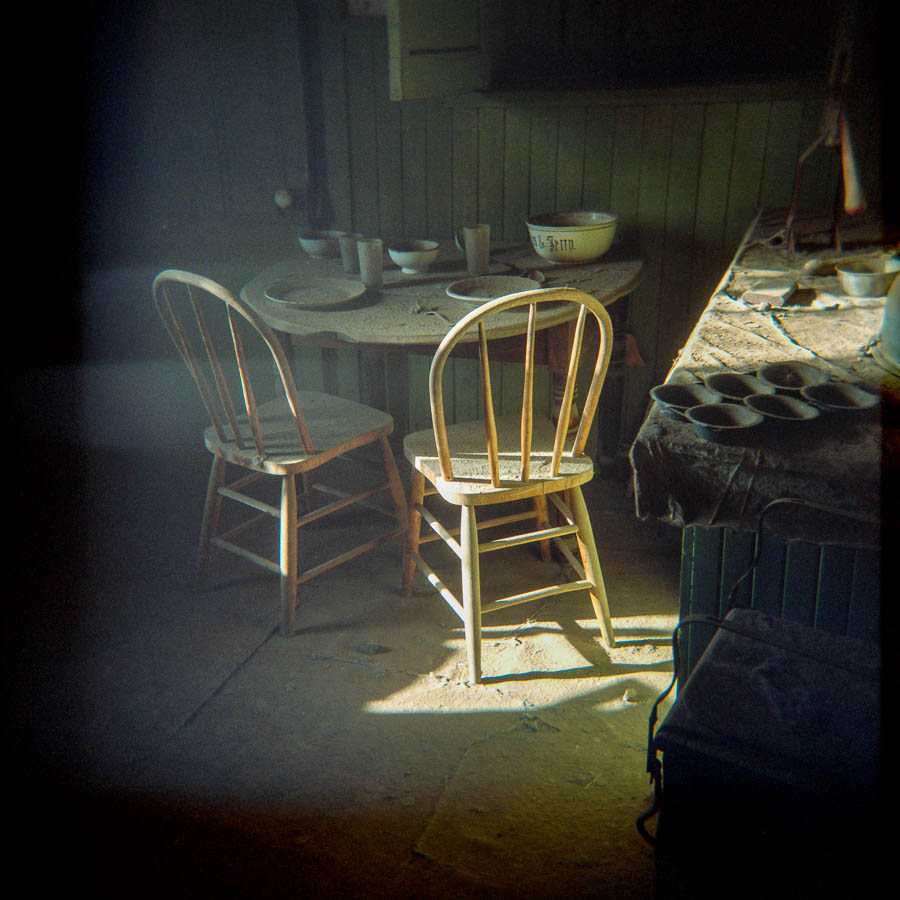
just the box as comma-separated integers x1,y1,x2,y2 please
651,363,877,443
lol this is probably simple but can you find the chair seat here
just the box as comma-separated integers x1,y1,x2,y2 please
206,392,394,474
404,412,593,506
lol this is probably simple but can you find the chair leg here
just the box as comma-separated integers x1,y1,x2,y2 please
280,473,299,636
196,455,226,589
379,435,408,529
460,505,483,683
402,470,425,597
569,485,615,647
533,494,551,562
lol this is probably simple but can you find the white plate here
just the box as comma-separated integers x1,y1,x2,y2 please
445,275,542,303
263,276,366,309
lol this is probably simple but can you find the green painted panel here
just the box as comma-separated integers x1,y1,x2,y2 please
452,356,480,422
814,545,855,636
781,540,820,627
848,549,880,645
718,529,755,614
346,26,380,236
685,526,724,674
750,533,786,618
407,353,432,432
502,106,532,241
372,24,405,238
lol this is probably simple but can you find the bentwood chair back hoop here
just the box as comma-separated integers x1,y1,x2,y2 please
152,269,407,635
402,287,616,683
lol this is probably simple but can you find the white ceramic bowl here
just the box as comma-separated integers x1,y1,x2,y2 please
298,230,345,258
388,240,439,274
526,211,617,263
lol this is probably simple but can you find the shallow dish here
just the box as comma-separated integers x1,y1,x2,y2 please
446,275,542,303
685,403,764,442
704,372,775,401
263,276,366,310
650,382,722,420
757,361,828,393
835,257,900,297
526,211,617,264
388,240,440,274
298,230,345,258
800,382,879,413
743,393,820,422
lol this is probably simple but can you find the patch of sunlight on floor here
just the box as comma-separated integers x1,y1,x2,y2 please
362,614,677,714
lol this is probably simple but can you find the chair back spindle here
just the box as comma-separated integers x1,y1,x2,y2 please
152,269,316,457
429,288,613,484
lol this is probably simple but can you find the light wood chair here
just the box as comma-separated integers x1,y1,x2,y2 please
152,269,407,634
402,287,617,683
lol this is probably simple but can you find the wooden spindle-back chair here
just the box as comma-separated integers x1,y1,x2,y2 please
152,269,407,634
401,287,616,682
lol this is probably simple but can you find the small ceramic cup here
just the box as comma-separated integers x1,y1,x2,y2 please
357,238,383,289
338,232,364,274
463,224,490,275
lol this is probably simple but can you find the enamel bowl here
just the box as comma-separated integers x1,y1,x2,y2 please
526,211,617,263
835,257,900,297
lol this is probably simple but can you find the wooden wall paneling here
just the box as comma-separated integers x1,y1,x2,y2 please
781,540,821,627
407,353,433,432
425,99,453,241
814,545,855,636
660,104,704,377
556,106,587,211
847,549,880,645
400,100,430,238
372,22,405,240
796,91,839,215
502,106,532,241
608,106,644,239
452,357,479,423
688,103,738,309
581,105,615,214
346,23,381,236
452,106,480,229
528,106,561,216
477,107,506,234
759,99,805,210
621,104,672,436
290,340,326,393
721,101,771,258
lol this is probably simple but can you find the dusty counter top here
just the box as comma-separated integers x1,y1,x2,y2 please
630,209,897,548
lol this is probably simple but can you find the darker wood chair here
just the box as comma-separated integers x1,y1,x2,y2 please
152,269,407,634
402,287,617,682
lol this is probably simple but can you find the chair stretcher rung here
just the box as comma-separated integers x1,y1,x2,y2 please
479,523,578,553
547,491,575,523
218,487,280,517
554,535,585,578
416,503,463,558
414,507,539,546
298,480,393,527
297,526,405,584
411,552,465,621
481,579,593,613
210,536,280,573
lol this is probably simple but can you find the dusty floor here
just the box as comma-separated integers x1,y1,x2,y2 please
10,418,686,897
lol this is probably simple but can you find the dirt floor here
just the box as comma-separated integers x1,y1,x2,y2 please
9,421,686,897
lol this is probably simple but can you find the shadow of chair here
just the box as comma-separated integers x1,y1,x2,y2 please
152,269,407,634
401,287,617,682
